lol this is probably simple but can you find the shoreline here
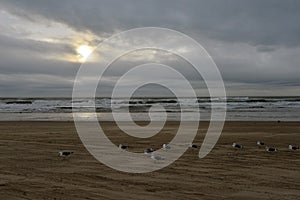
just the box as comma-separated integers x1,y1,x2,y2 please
1,112,300,121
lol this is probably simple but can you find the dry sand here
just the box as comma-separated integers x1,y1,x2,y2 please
0,121,300,200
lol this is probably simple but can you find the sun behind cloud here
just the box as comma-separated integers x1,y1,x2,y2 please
77,45,93,62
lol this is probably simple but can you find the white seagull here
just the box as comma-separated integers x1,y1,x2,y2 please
58,151,74,157
232,143,242,149
119,144,129,150
144,148,154,155
163,144,171,150
257,141,265,146
189,144,198,149
288,145,299,150
266,147,277,152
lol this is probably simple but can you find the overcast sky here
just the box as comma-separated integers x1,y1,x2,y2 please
0,0,300,97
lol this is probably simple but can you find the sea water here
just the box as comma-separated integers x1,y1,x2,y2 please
0,96,299,121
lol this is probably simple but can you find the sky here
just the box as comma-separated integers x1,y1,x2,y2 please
0,0,300,97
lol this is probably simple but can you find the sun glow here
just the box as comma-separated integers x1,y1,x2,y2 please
77,45,93,62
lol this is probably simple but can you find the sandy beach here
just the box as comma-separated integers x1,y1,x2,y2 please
0,121,300,199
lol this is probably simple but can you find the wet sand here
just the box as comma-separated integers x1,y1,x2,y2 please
0,121,300,199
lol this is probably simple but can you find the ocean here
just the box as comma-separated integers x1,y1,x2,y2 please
0,96,299,121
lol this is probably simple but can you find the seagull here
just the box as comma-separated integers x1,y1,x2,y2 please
257,141,265,146
163,144,171,150
151,154,164,161
119,144,129,150
58,151,74,157
144,148,154,155
266,147,277,152
189,144,198,149
232,143,242,149
288,145,299,150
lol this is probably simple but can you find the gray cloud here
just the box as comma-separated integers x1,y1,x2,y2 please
0,0,300,96
0,34,80,76
2,0,300,47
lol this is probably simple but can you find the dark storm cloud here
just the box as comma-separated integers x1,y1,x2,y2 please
1,0,300,47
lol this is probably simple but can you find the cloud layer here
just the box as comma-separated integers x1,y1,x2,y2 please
0,0,300,96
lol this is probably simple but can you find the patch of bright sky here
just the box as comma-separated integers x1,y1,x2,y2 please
0,9,99,62
0,9,194,64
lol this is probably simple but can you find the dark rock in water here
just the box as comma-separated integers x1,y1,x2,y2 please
6,101,32,104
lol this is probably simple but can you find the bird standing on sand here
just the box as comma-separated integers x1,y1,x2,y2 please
288,145,299,150
119,144,129,150
163,144,171,150
266,147,277,152
58,151,74,157
189,144,198,149
232,143,242,149
144,148,154,155
257,141,265,146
